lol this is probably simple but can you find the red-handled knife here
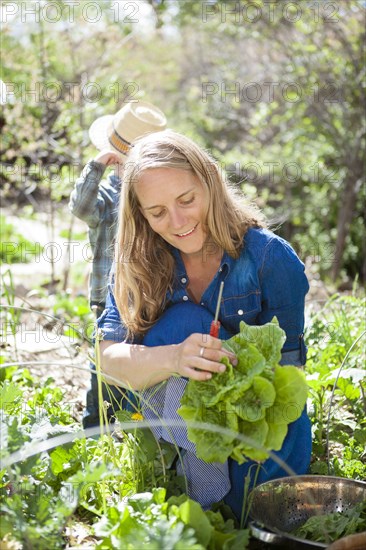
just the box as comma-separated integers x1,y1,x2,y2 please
209,281,224,337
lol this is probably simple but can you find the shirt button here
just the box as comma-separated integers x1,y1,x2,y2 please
181,277,187,284
200,302,204,306
238,309,244,315
183,295,189,301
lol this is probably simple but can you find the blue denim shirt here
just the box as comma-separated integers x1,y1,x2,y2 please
98,228,309,365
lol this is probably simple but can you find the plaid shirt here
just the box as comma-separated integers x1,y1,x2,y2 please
69,160,121,308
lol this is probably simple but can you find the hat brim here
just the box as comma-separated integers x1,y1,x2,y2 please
89,101,167,154
88,115,114,151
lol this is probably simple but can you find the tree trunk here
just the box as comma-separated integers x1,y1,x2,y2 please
331,175,362,281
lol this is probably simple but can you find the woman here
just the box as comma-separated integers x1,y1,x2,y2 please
97,130,311,518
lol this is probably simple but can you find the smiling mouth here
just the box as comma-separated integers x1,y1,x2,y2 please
175,223,198,238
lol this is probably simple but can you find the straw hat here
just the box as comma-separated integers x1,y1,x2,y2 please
89,101,167,156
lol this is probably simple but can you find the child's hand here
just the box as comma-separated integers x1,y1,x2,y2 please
94,149,124,167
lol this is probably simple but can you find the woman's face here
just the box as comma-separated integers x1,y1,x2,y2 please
135,167,209,258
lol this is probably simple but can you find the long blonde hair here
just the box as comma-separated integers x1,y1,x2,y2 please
114,130,266,336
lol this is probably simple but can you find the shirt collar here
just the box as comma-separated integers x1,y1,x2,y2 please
220,249,235,275
170,246,187,278
169,245,235,277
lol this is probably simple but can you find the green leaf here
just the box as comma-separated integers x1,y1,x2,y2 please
0,381,23,412
152,487,167,505
264,422,289,451
178,403,235,463
235,318,285,366
178,499,214,547
50,446,72,475
232,376,276,422
233,418,270,463
266,366,308,425
235,346,267,377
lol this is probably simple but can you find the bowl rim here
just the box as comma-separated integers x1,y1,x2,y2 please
249,520,328,549
249,474,366,491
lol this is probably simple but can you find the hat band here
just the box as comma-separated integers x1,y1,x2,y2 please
108,126,131,155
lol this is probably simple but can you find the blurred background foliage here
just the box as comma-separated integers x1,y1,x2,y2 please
0,0,365,284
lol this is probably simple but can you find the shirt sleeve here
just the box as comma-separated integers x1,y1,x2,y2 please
69,160,107,228
96,285,129,342
257,237,309,365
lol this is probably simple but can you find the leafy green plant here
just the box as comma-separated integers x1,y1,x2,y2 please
332,439,366,479
115,409,182,493
93,488,250,549
305,293,366,477
51,292,94,342
0,215,40,264
293,499,366,544
0,475,77,550
178,319,308,464
0,379,130,546
0,368,251,549
52,293,92,322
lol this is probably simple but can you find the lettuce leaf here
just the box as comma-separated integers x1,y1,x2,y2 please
179,401,236,463
232,376,276,422
266,365,308,425
226,319,285,367
178,318,308,464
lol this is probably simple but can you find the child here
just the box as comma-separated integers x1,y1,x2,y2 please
69,101,167,427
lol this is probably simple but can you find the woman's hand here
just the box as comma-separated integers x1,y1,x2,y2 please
174,333,237,381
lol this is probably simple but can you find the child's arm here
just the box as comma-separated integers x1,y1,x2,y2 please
69,151,123,228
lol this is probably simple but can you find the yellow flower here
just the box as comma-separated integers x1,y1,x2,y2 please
131,412,144,421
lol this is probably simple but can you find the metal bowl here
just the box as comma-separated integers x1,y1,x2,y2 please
248,475,366,549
